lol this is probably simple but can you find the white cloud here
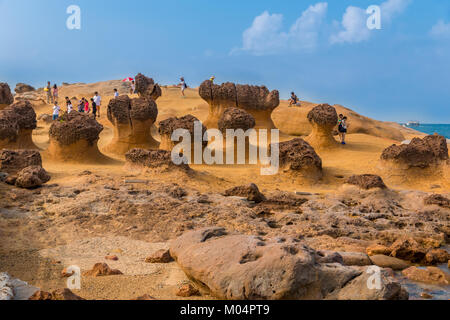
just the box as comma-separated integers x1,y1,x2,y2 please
430,20,450,39
233,3,328,55
330,6,370,44
330,0,411,44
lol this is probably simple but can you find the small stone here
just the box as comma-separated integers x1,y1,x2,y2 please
83,263,123,277
105,255,119,261
176,283,200,297
145,249,174,263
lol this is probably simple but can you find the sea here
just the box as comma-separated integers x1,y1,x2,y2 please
402,124,450,139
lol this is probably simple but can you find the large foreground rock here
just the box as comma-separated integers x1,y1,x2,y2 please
170,228,407,300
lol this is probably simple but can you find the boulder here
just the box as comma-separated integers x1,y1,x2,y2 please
105,95,159,155
47,112,108,163
14,83,35,94
338,252,372,266
218,107,256,133
14,165,50,189
199,80,279,130
0,83,14,109
224,183,266,203
366,244,391,257
0,149,42,174
134,73,162,101
176,283,200,297
325,267,409,300
402,266,450,285
271,138,322,179
305,104,339,149
423,249,449,265
346,174,387,190
170,228,395,300
0,100,38,149
381,134,448,169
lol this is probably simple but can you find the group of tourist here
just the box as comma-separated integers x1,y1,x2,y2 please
49,82,103,121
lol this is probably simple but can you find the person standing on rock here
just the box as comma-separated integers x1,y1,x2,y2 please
52,102,60,120
45,81,53,104
179,77,188,97
78,99,84,113
84,98,90,113
338,114,348,145
93,92,101,118
130,81,136,95
67,100,73,114
91,98,97,118
114,88,119,99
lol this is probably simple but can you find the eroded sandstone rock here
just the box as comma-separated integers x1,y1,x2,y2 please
0,100,38,149
83,263,123,277
29,288,84,300
271,138,322,179
346,174,387,190
134,73,162,101
305,104,339,149
14,165,51,189
224,183,266,203
0,83,14,109
48,112,107,162
0,149,42,174
199,80,279,129
402,266,450,285
14,83,35,94
105,95,159,155
125,148,190,171
169,228,405,300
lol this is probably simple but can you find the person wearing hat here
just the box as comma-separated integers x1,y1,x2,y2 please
210,76,215,84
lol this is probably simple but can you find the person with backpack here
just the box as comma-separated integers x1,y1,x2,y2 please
338,114,348,145
179,77,188,97
289,92,300,107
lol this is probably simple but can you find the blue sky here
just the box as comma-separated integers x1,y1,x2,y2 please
0,0,449,123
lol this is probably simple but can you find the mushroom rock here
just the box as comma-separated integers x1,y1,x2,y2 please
0,101,38,149
134,73,162,101
305,104,339,149
199,80,279,130
271,138,322,180
213,108,256,163
0,149,42,174
0,83,14,109
125,148,190,172
105,95,159,155
158,115,207,163
47,112,107,163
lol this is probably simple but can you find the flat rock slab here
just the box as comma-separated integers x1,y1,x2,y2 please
338,252,372,266
369,255,411,271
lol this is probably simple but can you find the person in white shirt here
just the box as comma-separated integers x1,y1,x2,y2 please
67,101,73,114
93,92,102,118
52,102,60,120
114,89,119,99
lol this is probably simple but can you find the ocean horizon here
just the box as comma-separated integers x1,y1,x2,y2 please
402,123,450,139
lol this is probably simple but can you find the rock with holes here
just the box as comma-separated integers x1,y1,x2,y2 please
402,266,450,285
389,238,426,263
14,83,35,94
199,80,279,130
0,149,42,174
134,73,162,101
48,112,107,162
125,148,190,171
0,100,38,149
14,165,50,189
424,194,450,209
346,174,387,190
271,138,322,179
105,95,159,155
305,104,339,149
169,227,395,300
